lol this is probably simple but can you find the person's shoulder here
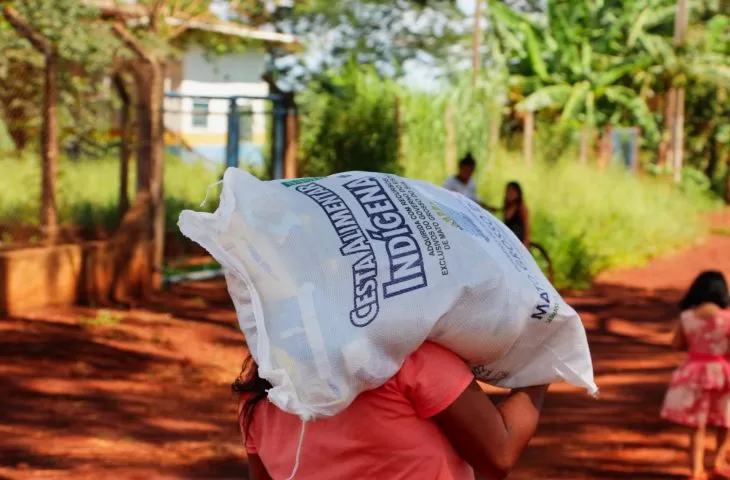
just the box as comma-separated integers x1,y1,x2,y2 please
394,342,475,418
402,342,468,374
443,176,458,187
681,304,724,327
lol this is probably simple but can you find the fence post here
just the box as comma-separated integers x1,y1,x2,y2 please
272,99,286,180
445,101,457,177
225,97,240,169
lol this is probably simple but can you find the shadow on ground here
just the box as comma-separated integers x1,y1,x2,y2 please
4,225,730,480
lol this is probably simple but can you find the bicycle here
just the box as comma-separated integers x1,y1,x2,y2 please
527,242,554,284
483,203,554,283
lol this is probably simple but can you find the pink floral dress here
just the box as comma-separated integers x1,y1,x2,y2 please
661,309,730,428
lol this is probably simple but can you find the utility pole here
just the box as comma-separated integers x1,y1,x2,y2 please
672,0,688,184
472,0,482,85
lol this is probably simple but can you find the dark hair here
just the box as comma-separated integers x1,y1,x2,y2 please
503,181,524,210
459,153,476,168
232,356,272,439
679,271,729,311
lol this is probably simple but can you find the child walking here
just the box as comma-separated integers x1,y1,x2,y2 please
662,271,730,480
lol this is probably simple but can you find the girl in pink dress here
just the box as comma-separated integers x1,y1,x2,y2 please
662,271,730,480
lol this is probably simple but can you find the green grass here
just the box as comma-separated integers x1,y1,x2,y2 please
0,155,221,233
469,151,720,288
1,145,721,289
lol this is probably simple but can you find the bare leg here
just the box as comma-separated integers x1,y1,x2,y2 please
691,424,707,478
716,428,730,472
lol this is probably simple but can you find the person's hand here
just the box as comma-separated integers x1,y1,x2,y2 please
482,203,499,213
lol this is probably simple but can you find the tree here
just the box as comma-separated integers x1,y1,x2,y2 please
262,0,465,87
100,0,302,288
501,1,659,164
0,0,117,244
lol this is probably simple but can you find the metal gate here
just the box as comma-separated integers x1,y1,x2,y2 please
163,91,288,178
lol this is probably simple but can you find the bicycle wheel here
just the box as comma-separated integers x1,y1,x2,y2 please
528,242,554,283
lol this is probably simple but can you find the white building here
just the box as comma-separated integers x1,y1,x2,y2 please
162,23,297,167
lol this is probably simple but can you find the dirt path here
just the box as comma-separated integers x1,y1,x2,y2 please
1,213,729,479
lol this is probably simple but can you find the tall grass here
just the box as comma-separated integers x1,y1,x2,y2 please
473,152,719,288
0,155,220,233
401,75,504,183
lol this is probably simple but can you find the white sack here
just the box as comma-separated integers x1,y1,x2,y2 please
179,168,596,420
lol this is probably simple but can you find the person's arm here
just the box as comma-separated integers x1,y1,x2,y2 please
248,453,272,480
483,203,500,214
435,381,549,479
520,204,531,247
671,320,687,350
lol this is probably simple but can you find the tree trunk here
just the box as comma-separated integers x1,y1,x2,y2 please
114,73,132,217
284,107,298,179
148,63,165,291
111,23,165,292
672,87,686,184
41,51,59,245
132,61,165,290
523,111,534,165
2,5,59,244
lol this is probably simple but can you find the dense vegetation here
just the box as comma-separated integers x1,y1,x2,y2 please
1,0,728,287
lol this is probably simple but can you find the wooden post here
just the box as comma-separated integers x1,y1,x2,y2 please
671,0,688,183
672,87,686,184
657,89,676,169
599,125,612,170
445,101,457,176
394,95,403,169
2,6,59,245
471,0,482,85
579,126,591,165
523,111,534,165
632,127,642,175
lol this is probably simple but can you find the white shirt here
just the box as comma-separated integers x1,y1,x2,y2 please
442,176,480,203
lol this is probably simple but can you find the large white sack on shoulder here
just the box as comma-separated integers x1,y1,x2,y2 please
178,168,596,420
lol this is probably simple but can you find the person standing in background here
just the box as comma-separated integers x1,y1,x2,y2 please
443,153,483,206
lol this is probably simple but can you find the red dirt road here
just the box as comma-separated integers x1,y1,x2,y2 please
1,213,729,479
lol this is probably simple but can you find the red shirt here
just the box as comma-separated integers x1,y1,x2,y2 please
242,342,475,479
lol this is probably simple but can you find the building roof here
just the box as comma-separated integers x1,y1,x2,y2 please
87,0,298,46
165,17,298,45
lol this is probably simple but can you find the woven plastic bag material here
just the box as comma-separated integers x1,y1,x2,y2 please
179,168,597,420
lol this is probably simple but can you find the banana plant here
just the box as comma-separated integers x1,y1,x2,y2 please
506,0,660,163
